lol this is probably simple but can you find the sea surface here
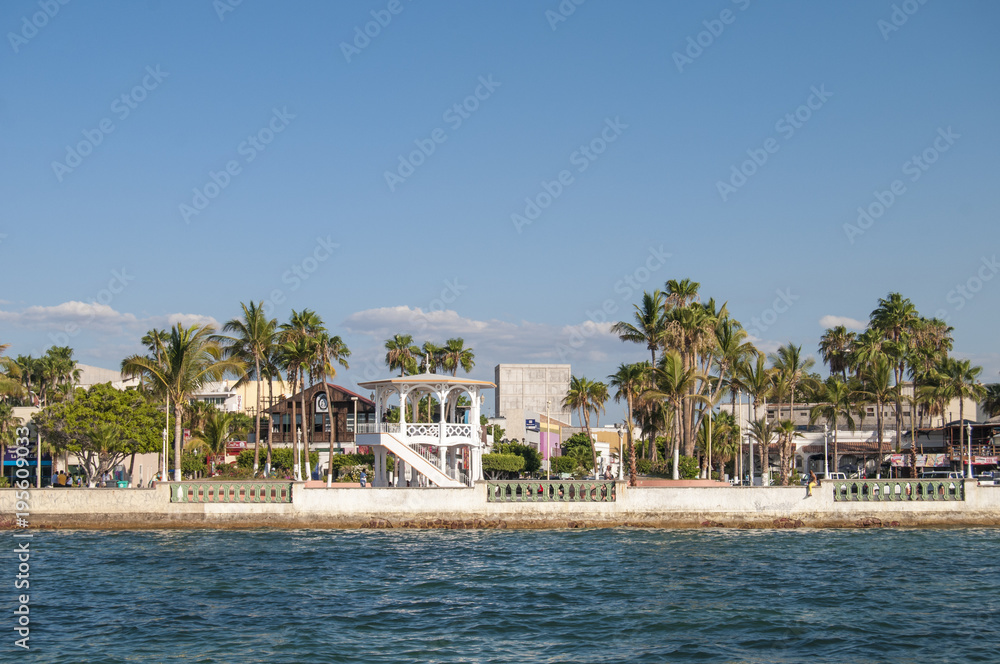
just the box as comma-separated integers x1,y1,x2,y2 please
5,527,1000,663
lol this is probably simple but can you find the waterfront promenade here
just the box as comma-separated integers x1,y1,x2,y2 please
3,479,998,529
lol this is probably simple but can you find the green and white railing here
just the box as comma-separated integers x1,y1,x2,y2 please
831,479,965,502
486,480,616,503
170,481,294,503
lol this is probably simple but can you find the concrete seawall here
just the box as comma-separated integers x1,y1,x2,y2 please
2,481,999,529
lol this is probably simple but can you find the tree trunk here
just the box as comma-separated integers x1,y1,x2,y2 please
266,377,274,476
173,401,184,482
289,370,299,481
324,376,337,487
252,356,262,473
301,367,311,480
627,395,637,487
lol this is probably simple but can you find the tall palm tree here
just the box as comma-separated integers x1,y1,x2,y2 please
608,362,650,486
983,383,1000,418
441,338,475,376
856,355,894,478
563,376,608,478
611,289,666,366
774,419,802,485
218,301,277,474
818,326,856,381
769,343,816,424
385,334,420,376
0,342,23,401
870,293,920,461
418,341,443,374
809,376,858,478
748,417,776,486
645,351,706,479
282,310,325,480
121,323,241,481
197,410,236,460
312,331,351,486
934,357,986,475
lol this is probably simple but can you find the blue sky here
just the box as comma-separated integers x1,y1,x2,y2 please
1,0,998,419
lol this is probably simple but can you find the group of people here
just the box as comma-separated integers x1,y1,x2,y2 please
52,470,82,487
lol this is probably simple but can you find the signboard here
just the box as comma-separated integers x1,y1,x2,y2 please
315,393,329,413
3,449,52,466
525,419,539,432
890,454,950,467
225,441,248,455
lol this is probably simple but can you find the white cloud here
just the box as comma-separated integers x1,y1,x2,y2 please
342,306,624,371
0,301,218,335
819,315,866,330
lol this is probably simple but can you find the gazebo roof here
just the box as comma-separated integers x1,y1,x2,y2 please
357,373,495,389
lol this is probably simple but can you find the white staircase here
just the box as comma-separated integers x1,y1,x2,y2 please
381,433,464,488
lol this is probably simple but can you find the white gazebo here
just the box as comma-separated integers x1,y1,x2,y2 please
355,374,495,487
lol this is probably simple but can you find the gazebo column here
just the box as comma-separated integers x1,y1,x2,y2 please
396,459,406,487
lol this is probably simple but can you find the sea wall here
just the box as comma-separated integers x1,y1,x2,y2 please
2,481,998,529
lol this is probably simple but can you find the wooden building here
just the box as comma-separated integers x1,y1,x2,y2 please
263,383,376,457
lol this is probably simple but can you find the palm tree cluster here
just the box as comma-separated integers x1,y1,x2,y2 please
10,346,80,407
607,284,991,484
383,335,475,377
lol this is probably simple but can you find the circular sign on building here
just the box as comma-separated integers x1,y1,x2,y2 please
315,393,329,413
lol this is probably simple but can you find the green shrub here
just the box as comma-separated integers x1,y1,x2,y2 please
550,456,578,474
494,442,541,473
182,453,206,477
211,463,255,479
678,455,699,479
482,453,525,479
636,459,652,475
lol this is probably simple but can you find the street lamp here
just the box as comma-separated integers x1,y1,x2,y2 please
967,422,974,479
162,427,168,481
823,423,829,479
545,399,551,481
615,423,624,481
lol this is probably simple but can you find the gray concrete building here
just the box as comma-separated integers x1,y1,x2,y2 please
494,363,572,443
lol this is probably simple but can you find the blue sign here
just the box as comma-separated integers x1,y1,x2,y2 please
525,419,539,432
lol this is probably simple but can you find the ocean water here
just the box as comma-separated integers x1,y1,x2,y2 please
6,527,1000,663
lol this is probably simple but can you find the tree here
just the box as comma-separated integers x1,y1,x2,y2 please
609,362,650,487
34,383,162,486
933,357,986,475
645,351,706,479
482,453,525,479
121,323,240,481
856,355,894,478
748,417,776,485
194,410,236,456
769,343,816,424
280,309,325,480
983,383,1000,418
809,376,858,477
563,376,608,477
870,293,920,461
819,326,855,381
312,330,351,486
493,441,541,473
611,289,666,366
385,334,420,376
218,301,278,474
441,338,475,376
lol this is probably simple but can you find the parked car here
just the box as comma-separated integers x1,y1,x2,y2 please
975,473,998,486
919,471,964,479
825,472,847,481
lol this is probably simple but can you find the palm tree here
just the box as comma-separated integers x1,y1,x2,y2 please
218,301,277,474
934,357,986,476
281,310,325,480
608,362,650,486
856,355,893,478
774,419,803,485
611,289,666,366
819,326,856,381
748,417,776,485
121,323,241,481
385,334,420,376
563,376,608,478
870,293,920,461
197,410,236,460
418,341,443,374
769,343,816,424
645,351,706,479
0,342,23,401
809,376,857,477
312,331,351,486
441,338,475,376
983,383,1000,418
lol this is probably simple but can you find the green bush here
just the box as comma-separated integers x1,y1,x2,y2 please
211,463,255,479
182,453,206,477
236,448,319,476
550,456,578,474
494,442,541,473
482,453,525,479
678,455,699,479
636,459,652,475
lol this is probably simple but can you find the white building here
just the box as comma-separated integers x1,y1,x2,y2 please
494,364,571,444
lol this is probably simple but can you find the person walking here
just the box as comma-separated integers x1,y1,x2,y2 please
360,470,367,488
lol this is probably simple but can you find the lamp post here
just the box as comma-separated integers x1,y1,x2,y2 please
545,399,551,481
161,427,167,481
296,426,302,481
967,422,974,479
823,423,829,479
615,423,624,481
748,432,754,487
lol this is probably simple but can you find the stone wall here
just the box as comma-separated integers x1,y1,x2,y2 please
2,481,998,529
